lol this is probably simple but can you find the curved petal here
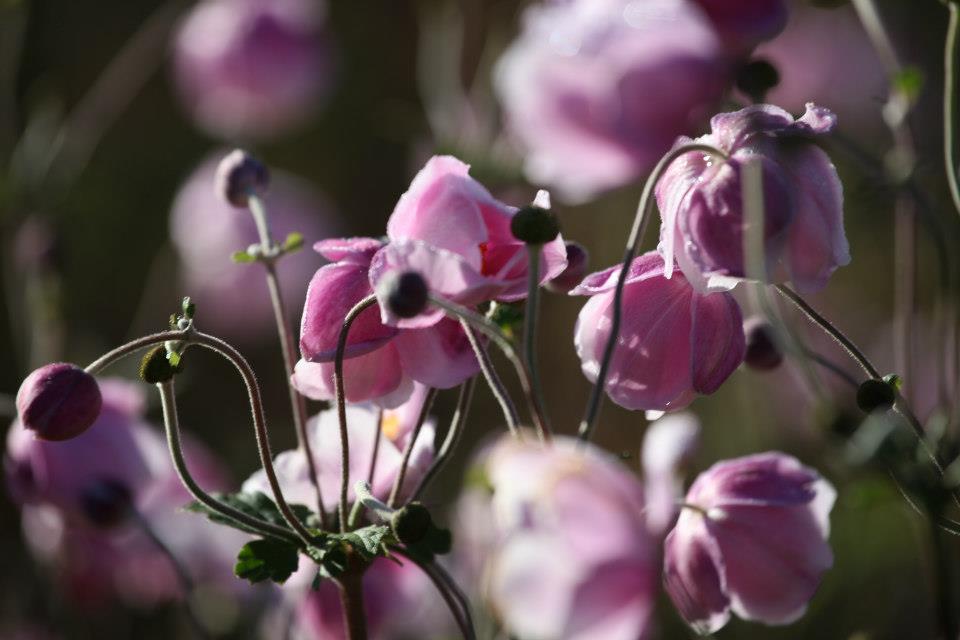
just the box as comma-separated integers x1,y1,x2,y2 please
312,237,382,265
290,344,411,408
663,511,732,634
689,291,745,394
394,319,479,389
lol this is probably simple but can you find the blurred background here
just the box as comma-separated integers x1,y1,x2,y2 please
1,0,958,638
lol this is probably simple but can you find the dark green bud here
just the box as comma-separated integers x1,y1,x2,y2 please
140,346,181,384
856,378,895,413
736,59,780,104
510,206,560,244
390,502,433,545
379,271,429,319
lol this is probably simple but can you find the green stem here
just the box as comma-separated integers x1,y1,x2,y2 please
248,194,327,530
460,320,520,436
387,387,438,508
523,244,549,431
577,143,728,442
411,377,476,501
944,2,960,218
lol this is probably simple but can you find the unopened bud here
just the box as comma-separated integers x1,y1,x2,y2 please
379,271,429,319
510,205,560,245
736,59,780,104
215,149,270,207
16,363,102,441
856,378,896,413
390,502,433,545
139,346,182,384
743,317,783,370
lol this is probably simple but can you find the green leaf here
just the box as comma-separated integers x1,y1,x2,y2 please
306,543,349,579
235,538,299,584
282,232,304,253
341,524,393,559
184,491,320,538
231,250,257,263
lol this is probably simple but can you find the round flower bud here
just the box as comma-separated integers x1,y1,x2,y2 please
16,363,102,441
378,270,429,320
856,378,896,413
743,316,783,370
545,241,589,294
139,346,181,384
510,205,560,245
215,149,270,208
390,502,433,545
79,479,132,528
736,58,780,103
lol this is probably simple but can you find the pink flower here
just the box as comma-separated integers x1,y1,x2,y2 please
456,435,657,640
169,153,339,341
693,0,788,53
369,156,567,327
242,390,436,513
494,0,729,201
656,103,849,293
664,452,835,633
288,556,450,640
642,412,701,535
171,0,333,140
294,238,478,406
572,252,745,412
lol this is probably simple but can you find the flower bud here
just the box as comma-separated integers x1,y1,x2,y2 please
79,479,132,528
139,346,182,384
16,363,102,441
743,316,783,370
545,241,589,294
390,502,433,545
215,149,270,208
736,58,780,103
856,378,895,413
510,205,560,245
378,271,429,320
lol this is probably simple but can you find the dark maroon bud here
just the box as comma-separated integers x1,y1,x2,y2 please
16,363,102,441
378,271,429,319
215,149,270,207
546,241,589,294
743,317,783,371
80,479,133,528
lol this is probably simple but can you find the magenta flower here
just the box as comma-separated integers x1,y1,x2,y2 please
171,0,333,140
242,391,436,513
457,435,657,640
369,156,567,327
170,153,339,341
656,103,849,293
572,251,745,412
16,363,101,441
664,452,836,634
494,0,729,201
693,0,788,53
294,238,479,406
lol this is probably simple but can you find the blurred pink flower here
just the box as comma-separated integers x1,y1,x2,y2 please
656,103,849,293
294,237,478,406
693,0,788,53
494,0,729,201
171,0,333,140
642,412,701,535
572,251,745,412
169,153,338,341
243,389,435,513
664,452,835,634
369,156,567,327
456,435,657,640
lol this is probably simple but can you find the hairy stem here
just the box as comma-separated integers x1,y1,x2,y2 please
411,377,476,501
523,244,550,432
387,388,438,508
460,320,520,436
339,569,369,640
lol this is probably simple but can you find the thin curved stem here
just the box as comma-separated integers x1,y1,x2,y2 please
391,547,476,640
429,294,549,441
155,380,299,544
577,142,728,441
411,377,476,501
523,244,550,432
248,195,326,529
84,329,185,375
460,320,519,436
367,409,385,486
944,2,960,218
191,332,317,545
805,349,861,390
333,294,379,532
387,388,438,508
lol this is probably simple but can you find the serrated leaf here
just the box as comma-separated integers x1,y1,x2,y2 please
183,491,320,539
231,250,257,263
341,524,393,559
235,538,299,584
282,232,304,253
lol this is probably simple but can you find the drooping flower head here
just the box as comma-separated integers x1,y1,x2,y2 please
457,435,657,640
171,0,333,140
664,452,835,633
656,103,848,293
572,251,745,412
494,0,729,201
16,363,102,442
